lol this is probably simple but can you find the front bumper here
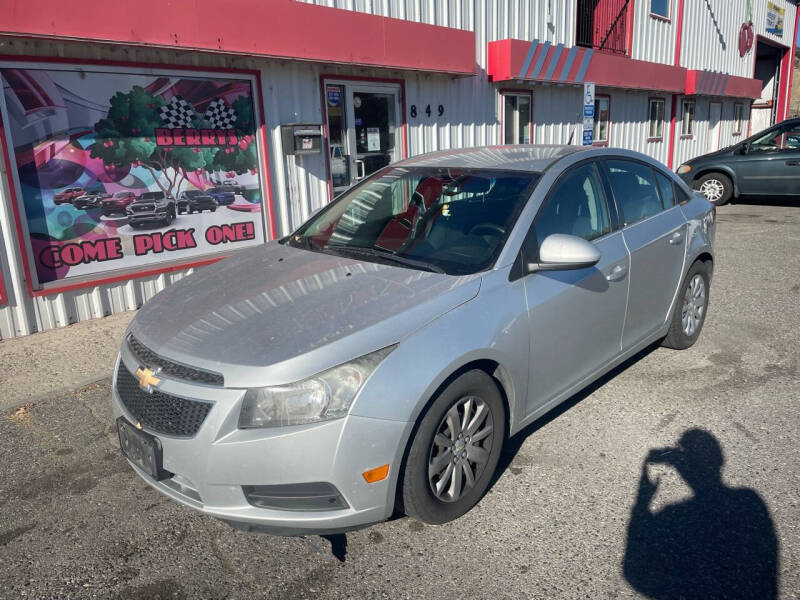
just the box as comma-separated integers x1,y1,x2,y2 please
111,348,408,535
127,210,168,223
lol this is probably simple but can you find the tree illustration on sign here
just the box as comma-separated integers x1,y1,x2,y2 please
90,86,234,196
208,96,259,177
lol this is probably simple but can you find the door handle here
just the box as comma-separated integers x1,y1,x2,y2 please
785,160,800,166
668,232,684,245
355,159,366,179
605,264,628,282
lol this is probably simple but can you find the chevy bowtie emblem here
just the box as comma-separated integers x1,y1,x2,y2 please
135,366,161,393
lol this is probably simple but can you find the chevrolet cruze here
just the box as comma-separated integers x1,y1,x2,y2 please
112,146,715,535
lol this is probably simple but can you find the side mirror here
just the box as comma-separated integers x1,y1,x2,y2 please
737,143,750,155
527,234,601,273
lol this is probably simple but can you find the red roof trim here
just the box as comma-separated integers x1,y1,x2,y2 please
0,0,476,76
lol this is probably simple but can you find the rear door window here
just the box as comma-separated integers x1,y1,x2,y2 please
654,170,676,208
605,160,663,226
534,162,611,243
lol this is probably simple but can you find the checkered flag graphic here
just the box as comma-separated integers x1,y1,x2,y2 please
159,97,197,129
203,98,237,129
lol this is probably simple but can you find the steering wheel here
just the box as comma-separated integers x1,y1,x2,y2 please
468,223,505,237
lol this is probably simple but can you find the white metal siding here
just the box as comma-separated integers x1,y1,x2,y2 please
681,0,798,78
631,1,679,65
299,0,578,60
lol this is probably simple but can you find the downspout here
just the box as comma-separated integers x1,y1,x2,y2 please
668,0,686,169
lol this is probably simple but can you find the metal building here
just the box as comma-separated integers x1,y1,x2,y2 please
0,0,797,338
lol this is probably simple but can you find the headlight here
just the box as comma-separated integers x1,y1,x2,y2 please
238,346,395,428
677,164,692,175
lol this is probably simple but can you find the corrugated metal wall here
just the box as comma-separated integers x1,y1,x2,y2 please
680,0,797,77
631,0,679,65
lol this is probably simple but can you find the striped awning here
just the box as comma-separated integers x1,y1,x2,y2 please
488,39,762,99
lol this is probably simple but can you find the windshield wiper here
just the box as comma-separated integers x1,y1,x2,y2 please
325,244,445,274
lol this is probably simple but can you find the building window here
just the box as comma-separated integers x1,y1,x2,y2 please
650,0,670,19
648,98,665,140
733,103,744,135
594,96,610,143
681,99,696,137
502,92,532,144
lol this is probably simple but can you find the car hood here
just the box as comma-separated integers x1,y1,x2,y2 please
129,243,481,385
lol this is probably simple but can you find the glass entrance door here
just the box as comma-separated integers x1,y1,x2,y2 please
324,81,402,196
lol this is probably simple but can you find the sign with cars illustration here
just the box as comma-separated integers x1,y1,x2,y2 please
0,62,267,287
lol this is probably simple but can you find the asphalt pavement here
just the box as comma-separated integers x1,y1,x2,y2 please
0,201,798,599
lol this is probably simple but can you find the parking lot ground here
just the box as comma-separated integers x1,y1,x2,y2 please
0,202,798,599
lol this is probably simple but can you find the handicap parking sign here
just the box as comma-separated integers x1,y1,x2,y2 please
584,105,595,118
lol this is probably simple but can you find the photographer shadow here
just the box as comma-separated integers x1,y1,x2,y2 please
623,429,778,599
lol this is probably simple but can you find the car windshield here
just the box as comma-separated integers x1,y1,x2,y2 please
184,190,204,197
113,191,131,198
285,166,538,275
140,192,164,200
210,186,233,193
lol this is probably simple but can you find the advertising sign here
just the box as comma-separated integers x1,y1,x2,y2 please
582,82,596,146
766,1,784,37
0,62,266,289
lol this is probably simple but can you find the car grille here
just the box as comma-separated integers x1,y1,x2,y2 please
127,335,224,386
115,362,213,437
132,203,155,212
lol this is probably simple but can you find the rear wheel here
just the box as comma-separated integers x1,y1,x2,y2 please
401,370,505,525
662,260,711,350
694,173,733,206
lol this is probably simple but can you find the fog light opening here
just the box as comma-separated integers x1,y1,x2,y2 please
362,464,390,484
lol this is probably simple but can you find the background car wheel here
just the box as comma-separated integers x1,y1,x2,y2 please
211,207,217,212
662,260,712,350
694,173,733,206
401,370,505,525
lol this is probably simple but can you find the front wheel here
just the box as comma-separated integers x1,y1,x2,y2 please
662,260,712,350
401,370,505,525
694,173,733,206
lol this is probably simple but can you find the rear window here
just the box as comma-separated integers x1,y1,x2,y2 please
654,171,676,208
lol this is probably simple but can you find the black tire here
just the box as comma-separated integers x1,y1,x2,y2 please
401,370,505,525
662,260,712,350
693,172,733,206
211,207,217,212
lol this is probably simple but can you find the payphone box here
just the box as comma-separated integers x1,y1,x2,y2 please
280,124,322,155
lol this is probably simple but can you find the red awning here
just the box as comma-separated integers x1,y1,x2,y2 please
488,39,761,99
0,0,476,76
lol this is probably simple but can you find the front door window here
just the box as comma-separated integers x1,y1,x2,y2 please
324,81,402,196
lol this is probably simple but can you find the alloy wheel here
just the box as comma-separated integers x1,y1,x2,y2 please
681,274,707,337
427,395,494,503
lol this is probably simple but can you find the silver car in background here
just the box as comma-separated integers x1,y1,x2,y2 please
112,145,715,535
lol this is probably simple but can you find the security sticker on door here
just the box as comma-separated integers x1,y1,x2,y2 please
367,127,380,151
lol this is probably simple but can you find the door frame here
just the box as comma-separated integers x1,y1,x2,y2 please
498,88,534,144
320,74,408,202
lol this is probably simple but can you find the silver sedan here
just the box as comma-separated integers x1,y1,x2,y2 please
112,145,715,534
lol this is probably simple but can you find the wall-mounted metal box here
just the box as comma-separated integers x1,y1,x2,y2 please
280,123,323,155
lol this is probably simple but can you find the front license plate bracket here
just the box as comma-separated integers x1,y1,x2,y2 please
117,417,172,481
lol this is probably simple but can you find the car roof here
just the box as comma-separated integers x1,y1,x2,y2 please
393,145,591,173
